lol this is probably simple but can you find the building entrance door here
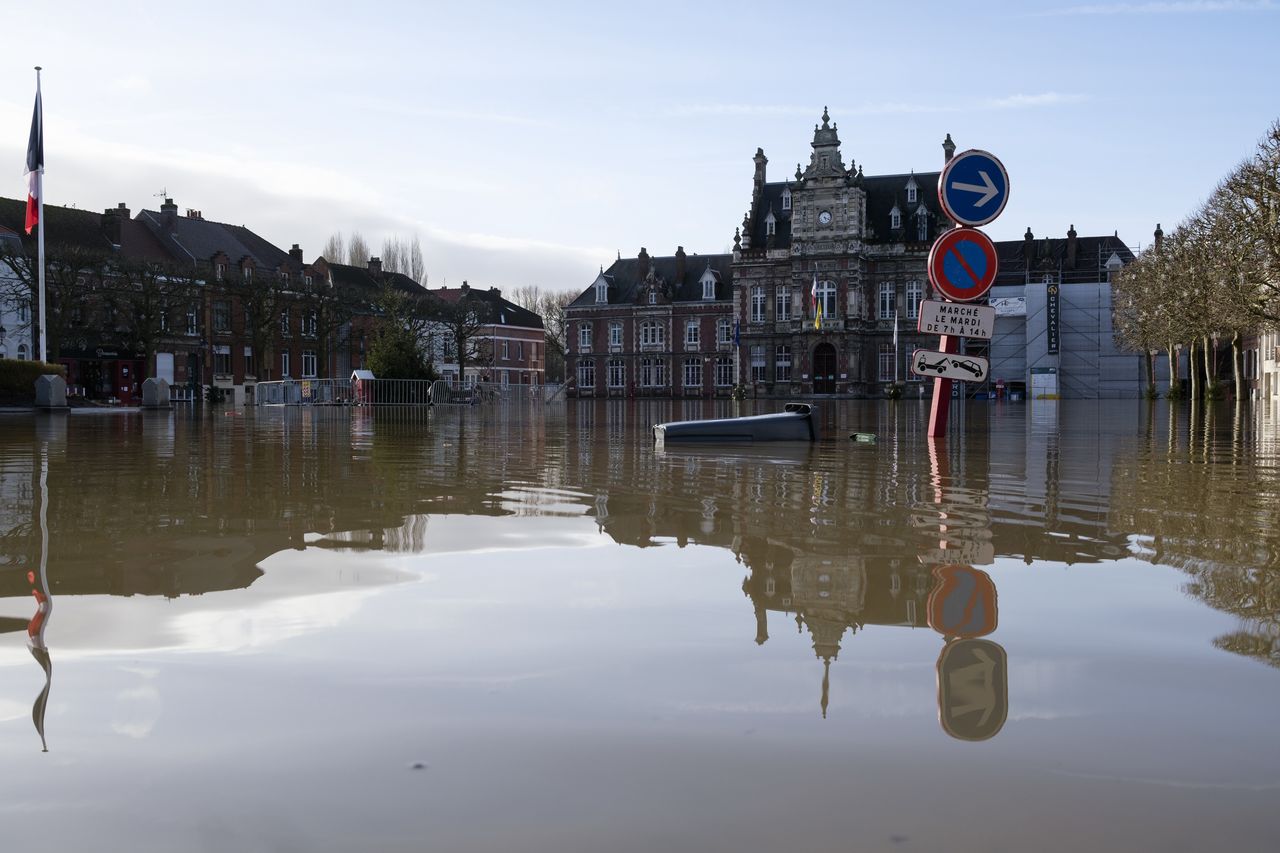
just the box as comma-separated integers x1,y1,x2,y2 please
813,343,837,394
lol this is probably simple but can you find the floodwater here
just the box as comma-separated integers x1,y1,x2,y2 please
1,399,1279,852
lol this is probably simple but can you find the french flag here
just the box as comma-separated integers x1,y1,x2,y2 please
24,83,42,234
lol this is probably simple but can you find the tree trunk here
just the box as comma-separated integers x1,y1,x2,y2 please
1189,339,1199,403
1232,332,1243,402
1166,344,1179,399
1202,335,1213,398
1145,351,1155,396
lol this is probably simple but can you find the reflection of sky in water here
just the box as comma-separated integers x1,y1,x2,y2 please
1,403,1280,851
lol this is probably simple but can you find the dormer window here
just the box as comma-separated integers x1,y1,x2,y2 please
595,278,608,304
781,188,792,211
890,206,901,230
215,263,225,281
916,207,929,242
701,272,716,300
243,266,253,283
648,290,657,305
765,210,777,236
906,176,918,204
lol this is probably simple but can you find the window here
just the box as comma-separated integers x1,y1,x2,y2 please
702,276,716,300
244,266,254,283
776,286,791,322
17,302,30,322
607,358,625,389
186,306,199,336
213,345,232,376
281,351,291,378
782,187,791,210
595,280,608,304
775,345,792,382
917,210,929,242
683,357,701,387
305,313,318,337
641,357,667,387
907,181,918,204
765,212,776,236
215,263,225,281
751,286,766,323
890,207,901,230
17,343,28,361
715,354,734,387
578,322,592,351
517,341,523,361
279,271,289,283
906,280,923,320
280,311,290,337
648,290,657,305
244,347,256,378
879,282,896,320
750,345,766,382
159,307,168,332
608,321,622,348
501,370,510,386
878,343,895,382
685,320,700,347
717,318,731,344
816,280,837,319
213,301,231,333
302,350,317,378
640,320,665,347
577,359,595,388
304,274,313,290
501,340,510,361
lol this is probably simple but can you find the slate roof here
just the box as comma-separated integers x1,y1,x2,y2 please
430,285,544,330
994,233,1137,285
135,207,287,269
325,261,428,301
0,197,172,262
568,252,734,309
746,183,793,249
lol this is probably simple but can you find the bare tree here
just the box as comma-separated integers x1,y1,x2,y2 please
347,232,370,267
380,234,427,284
321,232,345,264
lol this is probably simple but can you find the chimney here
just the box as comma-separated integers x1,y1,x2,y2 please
942,133,956,164
368,256,382,276
753,148,768,197
1023,227,1035,274
102,203,129,247
675,245,686,282
160,197,178,226
637,247,650,280
185,208,203,220
460,280,470,293
289,243,304,264
1154,223,1164,250
1066,224,1078,269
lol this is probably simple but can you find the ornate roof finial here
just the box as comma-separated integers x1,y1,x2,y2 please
733,227,741,250
821,106,830,128
795,163,802,180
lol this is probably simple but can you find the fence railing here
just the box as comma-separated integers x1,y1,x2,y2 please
254,378,564,407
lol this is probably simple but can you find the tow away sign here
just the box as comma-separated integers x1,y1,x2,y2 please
912,350,989,383
917,300,995,340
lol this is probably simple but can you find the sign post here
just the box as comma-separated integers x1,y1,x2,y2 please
925,148,1010,437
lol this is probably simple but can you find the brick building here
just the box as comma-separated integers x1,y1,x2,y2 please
428,283,546,385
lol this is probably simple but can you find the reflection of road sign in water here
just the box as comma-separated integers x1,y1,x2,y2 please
937,639,1008,741
911,349,989,383
928,228,999,303
939,149,1010,228
928,565,998,638
301,380,313,401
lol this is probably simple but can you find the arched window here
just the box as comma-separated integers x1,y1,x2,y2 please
17,343,28,361
640,320,665,347
816,280,837,319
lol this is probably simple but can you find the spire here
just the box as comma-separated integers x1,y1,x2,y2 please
942,133,956,163
820,659,830,719
821,105,830,128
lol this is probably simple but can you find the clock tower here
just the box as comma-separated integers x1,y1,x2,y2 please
790,106,866,245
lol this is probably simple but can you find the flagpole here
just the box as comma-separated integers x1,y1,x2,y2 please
34,67,46,365
894,309,899,384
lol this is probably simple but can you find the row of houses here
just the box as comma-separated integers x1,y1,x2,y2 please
0,198,545,404
565,110,1157,400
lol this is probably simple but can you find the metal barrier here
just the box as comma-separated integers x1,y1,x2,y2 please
255,378,563,407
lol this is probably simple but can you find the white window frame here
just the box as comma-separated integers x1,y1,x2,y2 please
878,282,896,320
907,182,918,204
595,281,608,304
685,320,700,347
683,357,701,388
878,344,895,382
702,276,716,300
281,351,291,378
648,290,657,305
716,318,731,344
782,187,791,210
816,280,836,319
640,320,665,347
890,208,901,230
906,280,923,320
577,360,595,388
715,355,734,387
750,345,766,383
501,340,510,361
775,345,792,382
776,286,791,322
607,358,625,388
751,286,766,323
578,322,592,351
302,350,317,378
608,321,622,348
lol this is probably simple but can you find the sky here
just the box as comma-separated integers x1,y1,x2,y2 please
1,0,1277,294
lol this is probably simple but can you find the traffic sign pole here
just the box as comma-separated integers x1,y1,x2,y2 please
928,334,958,437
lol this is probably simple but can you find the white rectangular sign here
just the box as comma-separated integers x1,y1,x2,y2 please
911,349,990,383
917,300,995,340
990,296,1026,317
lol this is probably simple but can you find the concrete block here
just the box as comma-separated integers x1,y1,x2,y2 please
34,374,68,410
142,377,172,409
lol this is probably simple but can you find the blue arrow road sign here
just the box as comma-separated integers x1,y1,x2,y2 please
939,149,1009,228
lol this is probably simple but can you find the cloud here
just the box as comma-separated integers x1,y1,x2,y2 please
1039,0,1276,14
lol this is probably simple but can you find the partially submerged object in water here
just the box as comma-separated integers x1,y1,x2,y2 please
653,403,819,444
850,432,877,443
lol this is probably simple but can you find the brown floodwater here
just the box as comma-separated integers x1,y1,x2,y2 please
1,399,1279,852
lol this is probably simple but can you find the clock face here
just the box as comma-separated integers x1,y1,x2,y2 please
818,210,832,225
